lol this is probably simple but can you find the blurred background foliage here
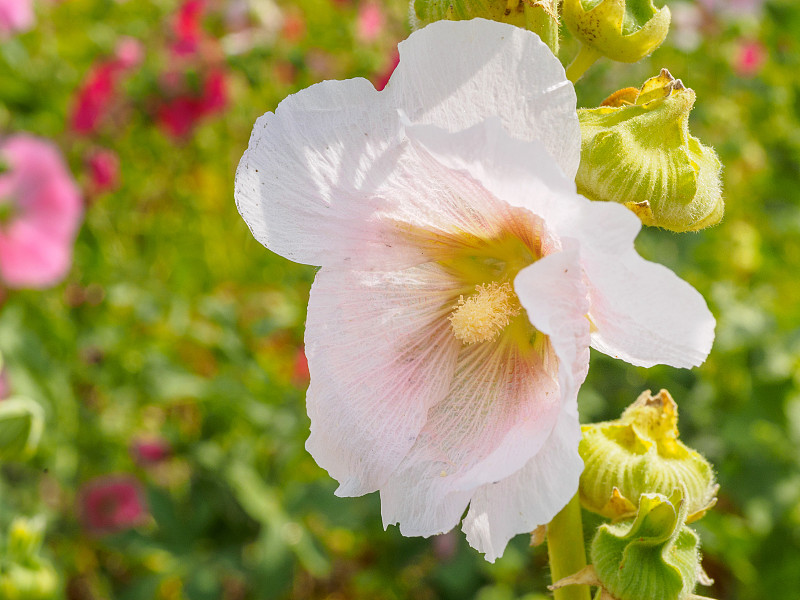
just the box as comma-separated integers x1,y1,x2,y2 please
0,0,798,598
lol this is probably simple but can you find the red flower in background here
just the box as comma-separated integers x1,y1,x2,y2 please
79,475,147,535
154,1,230,138
130,437,171,465
373,49,399,92
70,37,144,135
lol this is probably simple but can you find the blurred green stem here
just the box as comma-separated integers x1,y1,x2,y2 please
547,494,591,600
524,1,559,56
566,45,602,83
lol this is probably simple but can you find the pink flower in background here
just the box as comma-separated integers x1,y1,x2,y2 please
356,2,385,42
156,69,229,138
0,134,83,289
70,38,144,135
0,0,34,38
86,148,120,194
79,475,147,534
114,36,144,70
130,437,171,465
235,20,716,560
735,39,767,77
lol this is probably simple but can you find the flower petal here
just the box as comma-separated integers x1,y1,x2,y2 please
462,411,583,562
514,245,592,401
235,20,581,271
390,19,580,179
380,339,562,537
568,202,715,368
305,263,461,496
234,78,409,268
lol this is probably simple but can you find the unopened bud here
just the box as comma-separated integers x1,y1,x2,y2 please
562,0,670,63
411,1,559,52
576,70,723,232
579,389,717,523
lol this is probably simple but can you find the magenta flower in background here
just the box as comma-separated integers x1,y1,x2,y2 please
171,0,206,57
130,437,171,465
0,134,82,289
235,20,716,560
70,38,144,135
79,475,147,535
156,68,228,138
0,0,34,38
86,148,120,194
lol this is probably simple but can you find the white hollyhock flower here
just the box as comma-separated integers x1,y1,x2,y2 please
235,18,715,561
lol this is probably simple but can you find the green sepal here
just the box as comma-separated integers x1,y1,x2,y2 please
562,0,670,63
590,490,701,600
576,70,723,232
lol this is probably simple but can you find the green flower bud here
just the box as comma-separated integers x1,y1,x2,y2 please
576,69,723,232
7,517,46,563
551,491,714,600
0,518,59,600
579,389,717,523
0,397,45,461
411,1,560,53
562,0,670,63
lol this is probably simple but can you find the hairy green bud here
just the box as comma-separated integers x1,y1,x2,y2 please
576,69,723,232
579,389,717,523
410,1,559,52
562,0,670,63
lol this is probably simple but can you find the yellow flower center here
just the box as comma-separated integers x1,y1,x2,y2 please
448,282,521,345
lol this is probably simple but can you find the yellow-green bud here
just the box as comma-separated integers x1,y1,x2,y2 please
562,0,670,63
0,397,44,461
576,69,723,232
579,389,717,523
0,518,59,600
410,1,560,53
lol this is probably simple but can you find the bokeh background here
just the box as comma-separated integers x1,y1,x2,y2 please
0,0,798,598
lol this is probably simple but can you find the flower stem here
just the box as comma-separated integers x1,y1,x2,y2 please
566,45,602,83
547,494,591,600
524,1,559,56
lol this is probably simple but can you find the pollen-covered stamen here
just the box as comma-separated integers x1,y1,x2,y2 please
448,282,521,345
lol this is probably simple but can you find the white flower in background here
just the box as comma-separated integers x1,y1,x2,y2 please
235,18,715,561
